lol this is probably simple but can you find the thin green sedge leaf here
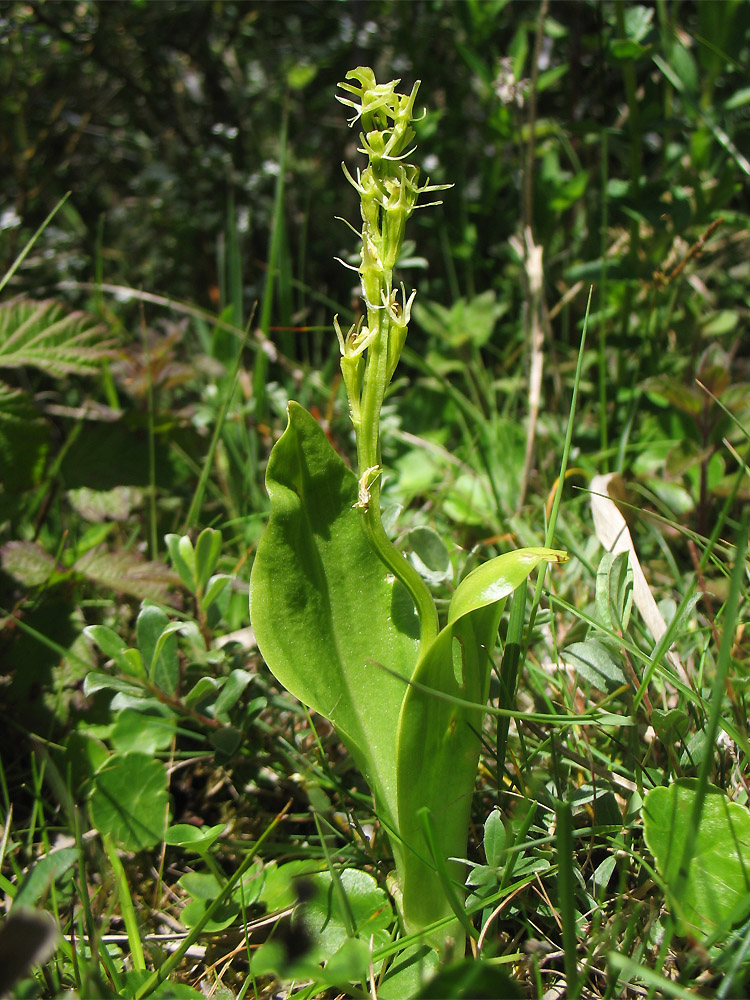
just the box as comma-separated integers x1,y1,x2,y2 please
103,834,146,972
555,800,579,999
373,660,632,726
0,192,71,295
496,580,527,798
528,285,592,631
608,953,701,1000
417,808,478,943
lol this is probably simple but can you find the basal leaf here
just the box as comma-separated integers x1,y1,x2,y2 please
84,625,143,677
212,668,252,722
165,533,195,592
13,848,78,910
249,402,421,831
483,810,508,870
165,823,225,852
396,547,566,943
418,957,522,1000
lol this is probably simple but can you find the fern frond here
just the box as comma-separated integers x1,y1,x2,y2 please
74,547,181,603
0,298,115,377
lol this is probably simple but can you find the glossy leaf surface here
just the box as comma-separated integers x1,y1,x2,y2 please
249,402,420,829
396,547,567,942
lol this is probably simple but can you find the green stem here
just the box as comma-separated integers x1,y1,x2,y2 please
359,487,438,647
356,273,390,466
356,296,438,645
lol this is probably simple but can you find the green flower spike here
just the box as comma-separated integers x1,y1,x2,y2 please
250,69,567,965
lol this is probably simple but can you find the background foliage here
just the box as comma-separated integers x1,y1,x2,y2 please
1,1,750,997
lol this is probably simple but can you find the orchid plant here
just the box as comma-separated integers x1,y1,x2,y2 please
249,67,566,955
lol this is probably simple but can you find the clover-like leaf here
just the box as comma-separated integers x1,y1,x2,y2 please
643,779,750,940
89,753,169,851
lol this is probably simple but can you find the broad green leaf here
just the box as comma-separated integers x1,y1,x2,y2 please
609,39,650,61
82,671,145,698
212,668,252,722
110,708,176,754
12,848,78,910
701,310,739,338
165,823,224,852
592,855,617,892
642,376,703,416
194,527,222,591
724,86,750,110
165,533,195,592
64,730,110,789
66,486,141,523
257,859,325,913
249,402,421,830
643,780,750,940
287,61,318,90
250,864,390,987
442,472,496,527
562,640,627,694
183,675,221,708
180,896,239,933
178,536,197,584
210,726,242,760
483,810,508,869
294,868,393,966
448,548,567,625
418,957,522,999
136,604,179,695
202,574,232,612
396,547,566,943
624,3,653,42
89,753,169,851
178,872,240,932
394,447,441,499
413,291,507,349
84,625,144,677
377,943,439,1000
651,708,691,740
